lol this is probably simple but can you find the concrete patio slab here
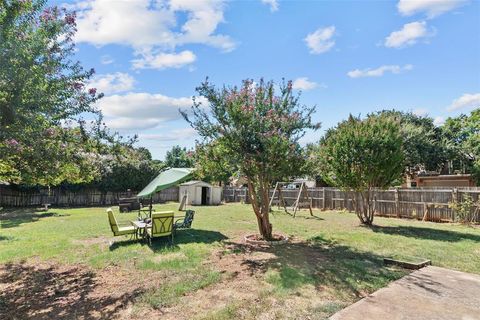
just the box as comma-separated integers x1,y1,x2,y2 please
330,266,480,320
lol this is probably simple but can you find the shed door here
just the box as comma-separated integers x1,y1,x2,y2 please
201,187,209,205
195,186,202,205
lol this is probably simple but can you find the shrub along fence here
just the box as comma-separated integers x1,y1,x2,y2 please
0,185,179,208
224,186,480,223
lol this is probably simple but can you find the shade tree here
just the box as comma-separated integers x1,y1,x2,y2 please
182,79,318,240
0,0,127,185
317,114,404,225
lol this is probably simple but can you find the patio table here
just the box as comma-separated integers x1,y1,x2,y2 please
131,220,148,240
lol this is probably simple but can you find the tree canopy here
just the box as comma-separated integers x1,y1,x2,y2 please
193,141,236,185
442,109,480,182
182,78,318,239
0,0,128,185
375,110,446,176
93,147,165,192
164,145,195,169
317,114,404,225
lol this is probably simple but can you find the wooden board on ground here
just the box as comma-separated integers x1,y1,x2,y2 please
384,257,432,270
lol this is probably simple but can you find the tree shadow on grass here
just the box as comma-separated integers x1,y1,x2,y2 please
109,229,228,252
299,214,324,221
174,229,228,245
0,260,144,320
271,210,324,221
229,236,407,300
0,208,69,229
370,225,480,242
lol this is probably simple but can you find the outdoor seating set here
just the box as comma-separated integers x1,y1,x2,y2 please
107,208,195,245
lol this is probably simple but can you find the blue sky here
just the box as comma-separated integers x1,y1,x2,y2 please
61,0,480,160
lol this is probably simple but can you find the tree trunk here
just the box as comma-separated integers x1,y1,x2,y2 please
247,178,273,240
356,190,374,225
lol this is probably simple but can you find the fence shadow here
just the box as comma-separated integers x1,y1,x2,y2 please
370,225,480,242
0,261,143,319
0,209,69,229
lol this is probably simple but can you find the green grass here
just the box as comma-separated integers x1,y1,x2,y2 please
1,202,479,274
1,203,479,319
138,268,221,309
265,265,315,292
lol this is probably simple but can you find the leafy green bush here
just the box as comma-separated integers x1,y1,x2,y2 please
449,194,479,224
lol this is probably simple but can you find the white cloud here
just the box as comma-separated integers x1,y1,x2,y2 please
347,64,413,78
72,0,235,69
397,0,467,18
385,21,434,48
89,72,135,95
447,93,480,111
304,26,336,54
433,116,445,126
170,0,236,52
97,92,208,131
106,118,162,131
100,55,114,65
98,93,196,120
292,77,324,91
132,50,196,70
261,0,279,12
74,0,176,47
139,128,198,141
413,108,428,116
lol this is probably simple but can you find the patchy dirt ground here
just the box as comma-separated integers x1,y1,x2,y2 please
151,238,359,320
0,258,152,319
0,238,386,320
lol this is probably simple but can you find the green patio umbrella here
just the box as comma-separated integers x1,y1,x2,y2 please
137,168,194,198
137,168,194,216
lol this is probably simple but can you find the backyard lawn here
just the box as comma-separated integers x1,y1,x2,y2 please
0,203,479,319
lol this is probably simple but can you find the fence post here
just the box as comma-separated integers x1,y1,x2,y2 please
322,188,326,211
422,202,428,221
395,188,400,218
452,188,458,222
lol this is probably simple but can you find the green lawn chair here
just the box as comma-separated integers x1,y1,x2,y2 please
174,210,195,230
106,208,135,237
146,211,174,245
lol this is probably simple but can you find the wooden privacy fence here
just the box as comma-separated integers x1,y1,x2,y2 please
223,187,249,203
223,187,480,223
0,186,179,208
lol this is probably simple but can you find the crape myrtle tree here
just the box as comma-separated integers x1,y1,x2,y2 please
317,114,404,225
182,79,318,240
0,0,126,185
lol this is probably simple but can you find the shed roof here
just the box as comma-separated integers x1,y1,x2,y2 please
179,180,212,187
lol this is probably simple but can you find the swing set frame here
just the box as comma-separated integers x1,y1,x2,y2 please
269,181,313,217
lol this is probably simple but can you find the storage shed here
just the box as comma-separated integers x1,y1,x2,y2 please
178,181,222,205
